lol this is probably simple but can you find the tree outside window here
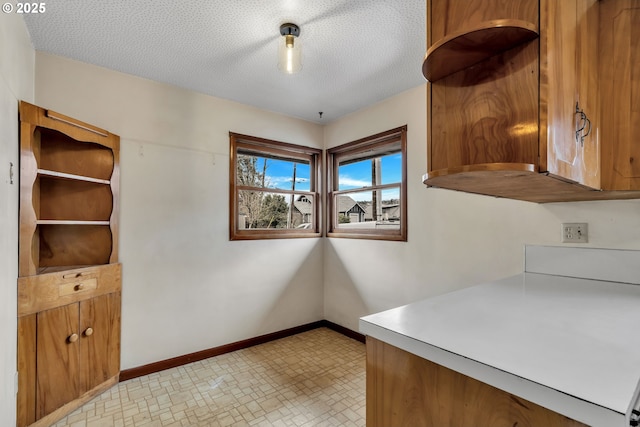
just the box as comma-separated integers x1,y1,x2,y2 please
229,133,321,240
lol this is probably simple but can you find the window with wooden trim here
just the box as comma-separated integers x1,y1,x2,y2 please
229,133,322,240
327,126,407,241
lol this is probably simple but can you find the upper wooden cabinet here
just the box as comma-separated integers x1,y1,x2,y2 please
18,101,120,276
423,0,640,203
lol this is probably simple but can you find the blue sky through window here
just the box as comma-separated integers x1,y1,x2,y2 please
255,157,311,191
337,153,401,201
253,153,401,202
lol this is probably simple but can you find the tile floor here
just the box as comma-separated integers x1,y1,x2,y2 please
52,328,366,427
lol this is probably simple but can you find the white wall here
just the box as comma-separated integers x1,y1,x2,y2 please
34,52,325,369
323,85,640,331
0,12,34,427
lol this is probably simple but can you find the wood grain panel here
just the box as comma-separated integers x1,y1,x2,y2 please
20,122,40,277
430,0,538,43
79,293,121,393
38,177,113,221
424,168,640,203
19,102,119,151
17,314,37,427
36,303,80,419
18,263,122,316
38,224,113,269
423,20,538,82
575,0,601,186
543,0,601,189
38,176,113,221
19,101,120,275
430,41,539,170
543,0,579,176
366,337,588,427
27,376,117,427
38,128,115,180
109,145,120,264
599,0,640,190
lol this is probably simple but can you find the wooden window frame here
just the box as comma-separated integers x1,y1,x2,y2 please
326,126,408,241
229,132,322,240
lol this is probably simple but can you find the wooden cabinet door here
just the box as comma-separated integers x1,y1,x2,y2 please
36,303,80,419
599,0,640,190
79,293,121,393
544,0,600,188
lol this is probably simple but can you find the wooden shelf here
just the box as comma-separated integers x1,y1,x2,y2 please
423,163,640,203
422,19,539,82
36,220,111,225
38,169,110,185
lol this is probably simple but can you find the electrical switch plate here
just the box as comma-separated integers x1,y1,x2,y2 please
562,223,588,243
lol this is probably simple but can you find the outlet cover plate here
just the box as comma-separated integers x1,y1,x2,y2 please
562,223,588,243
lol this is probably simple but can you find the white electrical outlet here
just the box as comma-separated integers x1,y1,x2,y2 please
562,223,588,243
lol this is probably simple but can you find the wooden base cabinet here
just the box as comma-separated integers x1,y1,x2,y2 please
17,265,122,427
366,338,588,427
35,292,120,419
17,102,122,427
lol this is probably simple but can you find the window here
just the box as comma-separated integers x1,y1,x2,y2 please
327,126,407,241
229,133,321,240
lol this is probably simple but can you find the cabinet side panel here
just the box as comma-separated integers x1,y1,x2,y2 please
16,314,36,427
365,338,589,427
36,304,80,419
19,122,39,277
430,41,539,170
109,142,120,264
599,0,640,189
430,0,539,43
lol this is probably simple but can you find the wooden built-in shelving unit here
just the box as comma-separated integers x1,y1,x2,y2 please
17,101,122,427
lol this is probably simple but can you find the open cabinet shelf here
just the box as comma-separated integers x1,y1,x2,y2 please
19,102,120,276
422,19,539,82
37,169,111,185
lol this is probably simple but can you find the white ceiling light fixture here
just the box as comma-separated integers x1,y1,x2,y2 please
278,23,302,74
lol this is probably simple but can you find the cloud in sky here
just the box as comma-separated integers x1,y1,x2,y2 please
265,175,310,189
339,176,371,189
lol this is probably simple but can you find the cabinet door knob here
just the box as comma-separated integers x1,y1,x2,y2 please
74,283,84,291
67,333,79,343
83,327,94,337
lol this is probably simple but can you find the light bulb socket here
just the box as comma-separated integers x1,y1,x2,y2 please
280,23,300,38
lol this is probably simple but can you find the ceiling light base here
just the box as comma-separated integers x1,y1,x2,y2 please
280,23,300,37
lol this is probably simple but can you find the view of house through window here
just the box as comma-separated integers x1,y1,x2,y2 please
327,126,407,241
230,133,321,239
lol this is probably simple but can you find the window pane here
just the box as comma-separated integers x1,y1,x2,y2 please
237,191,314,230
338,152,401,191
237,154,310,191
334,188,400,230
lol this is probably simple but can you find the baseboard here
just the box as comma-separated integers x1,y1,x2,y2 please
120,320,364,382
322,320,366,343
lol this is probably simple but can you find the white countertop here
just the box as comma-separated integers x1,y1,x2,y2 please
360,247,640,427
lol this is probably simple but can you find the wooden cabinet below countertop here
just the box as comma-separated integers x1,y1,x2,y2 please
366,337,588,427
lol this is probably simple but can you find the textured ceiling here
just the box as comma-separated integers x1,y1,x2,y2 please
22,1,427,123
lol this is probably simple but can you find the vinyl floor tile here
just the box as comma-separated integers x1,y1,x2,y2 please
52,328,365,427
